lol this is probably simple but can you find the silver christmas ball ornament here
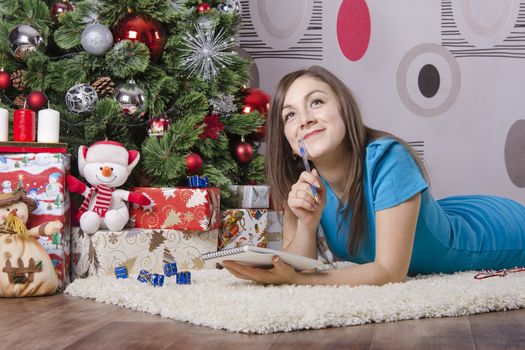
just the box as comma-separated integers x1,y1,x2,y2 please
217,0,240,14
8,24,45,61
115,80,146,115
81,23,113,56
65,83,98,114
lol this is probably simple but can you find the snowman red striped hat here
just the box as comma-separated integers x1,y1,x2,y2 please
78,141,140,177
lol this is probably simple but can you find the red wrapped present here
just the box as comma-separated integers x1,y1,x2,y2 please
130,187,220,231
0,141,67,154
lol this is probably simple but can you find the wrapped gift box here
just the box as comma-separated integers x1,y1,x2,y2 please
267,210,283,250
0,141,67,154
0,152,71,289
218,209,268,250
224,185,270,209
130,187,220,231
71,228,218,279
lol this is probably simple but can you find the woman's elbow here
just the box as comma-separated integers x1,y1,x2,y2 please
387,267,409,283
376,263,408,284
387,273,407,284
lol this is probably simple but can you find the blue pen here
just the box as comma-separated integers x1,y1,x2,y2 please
298,139,320,204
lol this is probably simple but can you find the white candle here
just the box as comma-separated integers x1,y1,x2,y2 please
37,108,60,143
0,107,8,142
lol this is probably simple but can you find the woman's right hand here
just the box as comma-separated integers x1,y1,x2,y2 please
287,169,326,227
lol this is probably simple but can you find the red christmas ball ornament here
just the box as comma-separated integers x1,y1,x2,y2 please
243,88,270,141
235,141,254,164
197,2,211,13
148,115,171,137
113,12,166,62
186,152,203,173
0,69,11,90
244,88,271,114
51,1,74,22
26,91,48,111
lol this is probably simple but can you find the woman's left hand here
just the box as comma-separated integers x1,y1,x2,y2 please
222,256,300,285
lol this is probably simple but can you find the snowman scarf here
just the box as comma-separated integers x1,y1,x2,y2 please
78,185,114,217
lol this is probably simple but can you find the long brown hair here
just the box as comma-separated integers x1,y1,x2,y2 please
265,66,428,255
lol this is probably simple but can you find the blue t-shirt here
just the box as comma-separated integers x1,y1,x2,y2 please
320,138,525,274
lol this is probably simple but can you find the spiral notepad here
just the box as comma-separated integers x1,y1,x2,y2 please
201,245,323,271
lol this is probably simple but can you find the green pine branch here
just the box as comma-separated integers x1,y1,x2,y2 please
223,112,265,136
47,52,105,92
172,89,209,118
83,98,131,142
243,154,266,184
141,113,205,185
135,66,177,117
97,0,178,27
106,41,150,78
12,0,53,40
24,51,49,91
0,0,21,17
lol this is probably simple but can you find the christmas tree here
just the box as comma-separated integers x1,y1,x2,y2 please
52,231,61,248
0,0,267,202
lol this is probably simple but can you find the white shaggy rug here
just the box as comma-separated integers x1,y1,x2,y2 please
65,269,525,334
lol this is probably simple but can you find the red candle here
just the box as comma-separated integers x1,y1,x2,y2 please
13,108,36,142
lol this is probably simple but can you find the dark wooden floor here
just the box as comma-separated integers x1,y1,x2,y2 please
1,294,525,350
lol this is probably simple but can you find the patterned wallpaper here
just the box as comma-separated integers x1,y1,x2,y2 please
239,0,525,204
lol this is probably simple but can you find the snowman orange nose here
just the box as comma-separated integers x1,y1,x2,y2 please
101,166,112,177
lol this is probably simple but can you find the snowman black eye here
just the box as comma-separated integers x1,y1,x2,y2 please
99,167,103,170
111,167,113,171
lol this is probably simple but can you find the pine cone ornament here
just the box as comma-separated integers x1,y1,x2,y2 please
13,94,26,108
92,76,115,98
11,69,26,91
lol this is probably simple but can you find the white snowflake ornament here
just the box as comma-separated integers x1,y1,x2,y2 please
209,94,237,118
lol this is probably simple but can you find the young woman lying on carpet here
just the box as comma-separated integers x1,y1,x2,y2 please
222,65,525,286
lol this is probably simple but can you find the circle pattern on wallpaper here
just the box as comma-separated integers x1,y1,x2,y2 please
233,47,260,88
452,0,517,47
463,0,512,36
337,0,371,62
418,64,440,98
396,43,461,118
253,0,310,49
504,119,525,188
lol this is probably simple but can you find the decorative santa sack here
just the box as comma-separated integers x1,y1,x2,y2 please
0,192,59,297
0,233,59,297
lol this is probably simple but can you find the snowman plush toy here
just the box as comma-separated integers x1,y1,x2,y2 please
66,141,151,234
